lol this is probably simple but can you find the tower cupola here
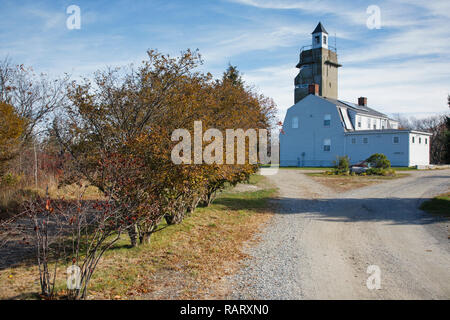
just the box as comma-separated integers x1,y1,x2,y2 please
311,22,328,49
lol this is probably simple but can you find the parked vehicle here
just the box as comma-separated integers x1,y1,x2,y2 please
350,161,372,174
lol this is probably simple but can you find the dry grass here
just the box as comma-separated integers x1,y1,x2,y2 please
0,175,277,300
0,180,103,222
420,191,450,218
307,173,409,193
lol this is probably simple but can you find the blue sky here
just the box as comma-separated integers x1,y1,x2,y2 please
1,0,449,121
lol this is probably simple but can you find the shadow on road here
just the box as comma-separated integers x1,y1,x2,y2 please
217,195,448,226
1,194,446,272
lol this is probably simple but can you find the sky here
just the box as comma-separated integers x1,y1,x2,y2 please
1,0,449,122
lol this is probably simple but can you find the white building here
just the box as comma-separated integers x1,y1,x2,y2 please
280,91,431,167
280,23,431,167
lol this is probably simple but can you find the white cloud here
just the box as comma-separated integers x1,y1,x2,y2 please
30,9,65,31
228,0,366,25
341,25,450,64
200,21,316,64
241,55,449,122
395,0,450,19
242,64,297,121
340,58,450,115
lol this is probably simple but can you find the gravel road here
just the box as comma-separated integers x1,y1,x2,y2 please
229,169,450,299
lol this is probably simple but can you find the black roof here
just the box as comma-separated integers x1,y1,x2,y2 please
312,22,328,34
323,97,390,118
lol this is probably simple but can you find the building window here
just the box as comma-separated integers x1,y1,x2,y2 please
357,116,361,128
292,116,299,129
412,137,415,143
425,138,428,144
351,138,356,144
363,137,368,144
419,137,422,144
323,139,331,151
315,36,320,44
323,36,327,45
324,114,331,127
373,124,376,130
367,118,371,129
393,136,399,144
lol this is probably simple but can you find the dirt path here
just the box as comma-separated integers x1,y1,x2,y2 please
229,169,450,299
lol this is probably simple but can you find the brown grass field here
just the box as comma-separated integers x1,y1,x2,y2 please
0,175,277,300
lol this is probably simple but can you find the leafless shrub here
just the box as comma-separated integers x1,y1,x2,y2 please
393,113,448,164
1,184,135,300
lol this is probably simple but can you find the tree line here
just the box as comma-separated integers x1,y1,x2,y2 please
0,50,276,299
393,98,450,164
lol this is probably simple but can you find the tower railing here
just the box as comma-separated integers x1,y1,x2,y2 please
299,44,337,55
299,45,312,54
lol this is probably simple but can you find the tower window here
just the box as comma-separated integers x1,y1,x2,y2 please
323,36,327,45
315,36,320,44
292,116,299,129
324,114,331,127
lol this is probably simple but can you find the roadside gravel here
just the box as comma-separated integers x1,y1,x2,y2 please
228,169,450,299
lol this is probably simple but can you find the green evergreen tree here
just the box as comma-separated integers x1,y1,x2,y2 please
222,64,244,87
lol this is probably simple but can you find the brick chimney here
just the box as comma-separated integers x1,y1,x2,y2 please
358,97,367,106
308,83,319,96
